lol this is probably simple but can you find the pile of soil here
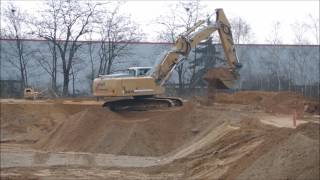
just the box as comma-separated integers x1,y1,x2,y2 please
0,103,84,143
262,92,306,114
35,102,218,156
169,118,319,180
203,67,236,89
215,91,276,105
215,91,319,115
237,123,319,180
203,68,235,81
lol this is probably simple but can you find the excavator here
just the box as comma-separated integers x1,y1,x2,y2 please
93,9,241,111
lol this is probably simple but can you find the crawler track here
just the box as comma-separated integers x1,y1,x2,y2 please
103,97,183,111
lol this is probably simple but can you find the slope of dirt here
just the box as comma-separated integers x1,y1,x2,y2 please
0,103,84,143
237,123,319,180
35,102,221,156
164,118,284,179
162,119,319,180
215,91,319,115
215,91,276,105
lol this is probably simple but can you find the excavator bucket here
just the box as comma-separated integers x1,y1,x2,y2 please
203,67,238,89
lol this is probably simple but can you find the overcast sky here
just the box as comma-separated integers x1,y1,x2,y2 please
1,0,319,44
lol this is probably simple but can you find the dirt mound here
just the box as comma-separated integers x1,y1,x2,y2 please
165,117,287,179
215,91,275,105
262,91,305,114
237,124,319,180
215,91,318,115
35,102,217,156
203,68,237,89
296,122,320,140
0,103,84,143
168,117,319,180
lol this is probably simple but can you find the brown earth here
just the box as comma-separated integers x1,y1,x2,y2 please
0,102,88,143
1,91,319,179
35,102,217,156
167,119,319,180
203,67,237,91
215,91,319,116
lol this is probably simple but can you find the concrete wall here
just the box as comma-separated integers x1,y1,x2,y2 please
1,39,319,95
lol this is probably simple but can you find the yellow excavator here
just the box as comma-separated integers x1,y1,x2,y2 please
93,9,241,110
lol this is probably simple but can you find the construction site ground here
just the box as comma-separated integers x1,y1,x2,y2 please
0,91,319,179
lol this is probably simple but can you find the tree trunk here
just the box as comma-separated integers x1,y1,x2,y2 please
20,65,25,93
52,43,57,92
17,39,26,90
24,64,28,87
62,73,69,96
277,72,281,91
107,40,112,75
72,68,75,97
107,49,113,75
88,42,95,93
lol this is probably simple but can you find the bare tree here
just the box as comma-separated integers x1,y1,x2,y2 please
290,20,318,96
290,18,319,96
266,21,283,44
265,21,283,91
156,0,204,94
96,4,142,75
2,4,32,91
230,17,254,44
306,14,319,44
32,0,61,93
85,30,97,92
34,0,99,96
70,56,84,97
291,20,310,45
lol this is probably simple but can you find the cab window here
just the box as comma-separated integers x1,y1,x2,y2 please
128,69,136,76
137,68,150,76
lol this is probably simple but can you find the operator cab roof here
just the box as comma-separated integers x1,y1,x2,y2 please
128,67,152,70
98,67,153,79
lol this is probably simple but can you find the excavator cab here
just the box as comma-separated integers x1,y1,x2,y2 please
128,67,152,77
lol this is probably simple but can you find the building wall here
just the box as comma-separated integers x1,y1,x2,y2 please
0,80,22,98
1,39,319,95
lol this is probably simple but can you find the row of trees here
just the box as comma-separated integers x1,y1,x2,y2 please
1,0,143,96
1,0,319,97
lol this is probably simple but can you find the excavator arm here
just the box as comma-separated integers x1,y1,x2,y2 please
215,9,242,73
150,8,241,87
